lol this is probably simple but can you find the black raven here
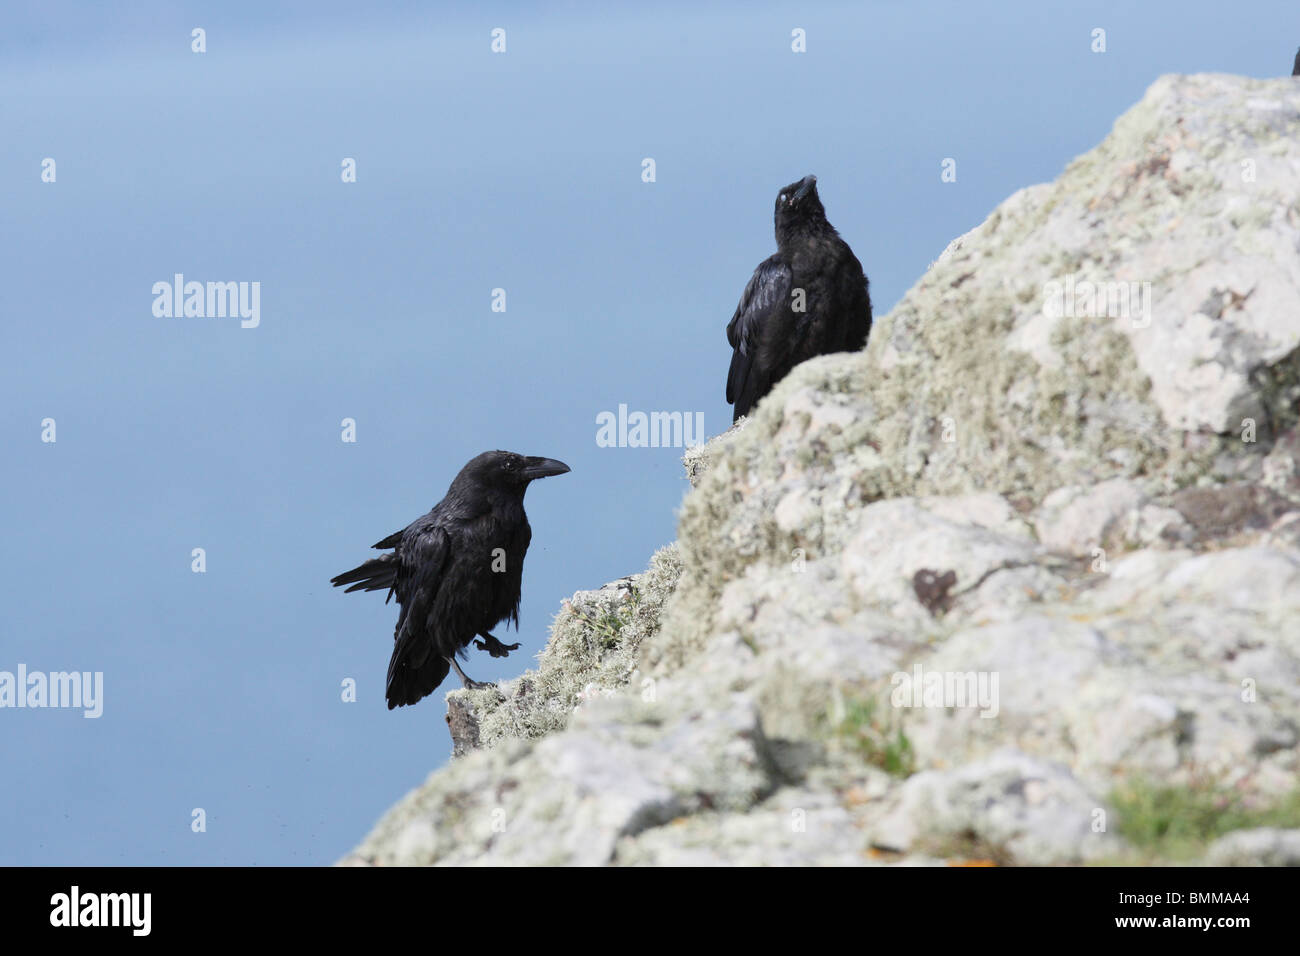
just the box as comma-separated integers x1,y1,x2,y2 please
331,450,570,709
726,175,872,422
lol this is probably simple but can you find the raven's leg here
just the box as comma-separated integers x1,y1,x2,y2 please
474,631,520,658
448,656,496,690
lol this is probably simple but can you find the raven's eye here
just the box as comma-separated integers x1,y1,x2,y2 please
779,193,787,203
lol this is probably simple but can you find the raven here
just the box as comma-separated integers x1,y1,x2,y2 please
331,450,570,709
726,175,872,422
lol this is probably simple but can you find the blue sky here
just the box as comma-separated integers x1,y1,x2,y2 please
2,1,1294,865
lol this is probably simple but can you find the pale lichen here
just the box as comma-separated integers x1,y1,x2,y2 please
452,544,684,749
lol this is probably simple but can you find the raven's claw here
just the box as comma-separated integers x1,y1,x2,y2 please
475,633,521,658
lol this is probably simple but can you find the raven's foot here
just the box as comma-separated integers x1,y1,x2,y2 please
449,656,497,691
474,632,520,659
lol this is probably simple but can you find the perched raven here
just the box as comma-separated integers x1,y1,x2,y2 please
726,175,872,422
331,450,570,709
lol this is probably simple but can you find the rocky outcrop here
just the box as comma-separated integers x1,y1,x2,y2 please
344,73,1300,866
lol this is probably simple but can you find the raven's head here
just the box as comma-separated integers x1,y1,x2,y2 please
457,450,571,497
773,175,827,241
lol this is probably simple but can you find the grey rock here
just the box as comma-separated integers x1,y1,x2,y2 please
614,787,869,866
350,690,777,867
1033,478,1148,554
867,749,1122,864
1169,483,1296,543
445,696,480,758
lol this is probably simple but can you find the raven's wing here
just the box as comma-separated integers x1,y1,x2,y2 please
726,254,792,414
844,249,873,352
330,527,406,600
500,518,532,631
385,523,452,708
330,553,397,594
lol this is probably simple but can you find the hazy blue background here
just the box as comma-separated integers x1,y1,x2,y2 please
2,1,1293,865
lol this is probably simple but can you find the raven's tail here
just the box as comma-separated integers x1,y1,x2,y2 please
727,347,767,423
330,553,398,599
385,631,450,709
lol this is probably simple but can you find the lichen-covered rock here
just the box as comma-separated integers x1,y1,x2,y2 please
613,787,874,866
346,73,1300,867
346,689,778,866
866,749,1122,865
445,545,682,752
683,419,748,488
1032,478,1192,553
666,73,1300,672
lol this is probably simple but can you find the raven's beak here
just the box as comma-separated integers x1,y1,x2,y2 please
521,457,571,480
793,175,817,201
